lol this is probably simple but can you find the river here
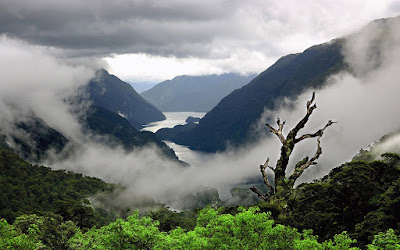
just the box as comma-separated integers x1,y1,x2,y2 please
142,112,209,166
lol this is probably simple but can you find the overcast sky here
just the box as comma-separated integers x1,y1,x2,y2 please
1,0,399,83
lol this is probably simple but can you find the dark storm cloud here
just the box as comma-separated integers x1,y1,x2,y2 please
0,0,397,61
0,0,238,57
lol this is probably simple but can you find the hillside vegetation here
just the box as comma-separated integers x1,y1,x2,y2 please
159,40,346,152
0,146,115,227
86,69,165,130
1,133,399,248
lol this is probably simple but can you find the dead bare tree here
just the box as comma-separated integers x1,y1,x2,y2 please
250,92,335,203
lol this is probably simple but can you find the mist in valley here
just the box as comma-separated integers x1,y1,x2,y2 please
1,17,400,212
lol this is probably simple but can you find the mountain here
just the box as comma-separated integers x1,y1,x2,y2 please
160,16,399,153
86,69,165,129
159,40,346,152
0,144,114,227
83,106,182,163
129,81,158,93
141,73,256,112
0,117,69,163
0,107,181,165
353,130,400,162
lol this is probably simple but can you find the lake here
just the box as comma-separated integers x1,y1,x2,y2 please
142,112,208,166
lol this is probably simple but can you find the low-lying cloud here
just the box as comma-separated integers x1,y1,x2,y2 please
256,17,400,183
0,35,94,140
1,17,400,212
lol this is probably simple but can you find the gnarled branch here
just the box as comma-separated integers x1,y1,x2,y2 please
266,118,286,144
260,158,274,195
250,92,335,205
274,92,320,180
250,92,335,204
289,137,323,184
295,120,336,143
250,158,275,201
250,186,270,201
288,92,317,140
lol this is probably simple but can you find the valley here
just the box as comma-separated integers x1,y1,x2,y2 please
142,112,208,166
1,3,400,248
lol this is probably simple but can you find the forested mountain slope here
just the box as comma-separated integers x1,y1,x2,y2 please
0,106,181,164
86,69,165,130
160,40,346,152
83,106,181,162
163,16,399,153
0,145,114,226
0,117,69,163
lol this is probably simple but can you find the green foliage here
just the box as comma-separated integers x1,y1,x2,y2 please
4,205,394,249
161,207,354,249
368,229,400,249
0,218,43,250
0,148,114,225
148,207,197,232
68,211,162,249
286,153,400,246
321,232,358,249
353,132,400,162
12,213,80,249
66,206,364,249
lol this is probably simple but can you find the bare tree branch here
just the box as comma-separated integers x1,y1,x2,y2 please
289,137,323,184
250,158,274,201
288,92,317,139
295,120,337,143
250,186,270,201
250,92,335,205
273,92,320,180
266,118,286,144
307,92,316,110
260,158,274,194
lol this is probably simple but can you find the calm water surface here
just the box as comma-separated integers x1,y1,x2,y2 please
142,112,208,166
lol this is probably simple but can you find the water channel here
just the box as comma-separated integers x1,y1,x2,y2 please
141,112,209,166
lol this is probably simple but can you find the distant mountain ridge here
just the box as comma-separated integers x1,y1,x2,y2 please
141,73,256,112
87,69,165,129
159,16,400,153
158,40,346,152
129,81,157,93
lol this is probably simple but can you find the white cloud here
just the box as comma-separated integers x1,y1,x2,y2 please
0,35,94,139
255,17,400,183
104,51,270,83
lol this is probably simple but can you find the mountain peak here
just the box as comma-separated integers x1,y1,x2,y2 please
86,70,166,129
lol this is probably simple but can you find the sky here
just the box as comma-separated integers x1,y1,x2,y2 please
1,0,400,84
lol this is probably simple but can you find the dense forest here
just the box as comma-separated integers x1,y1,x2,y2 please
1,134,399,248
